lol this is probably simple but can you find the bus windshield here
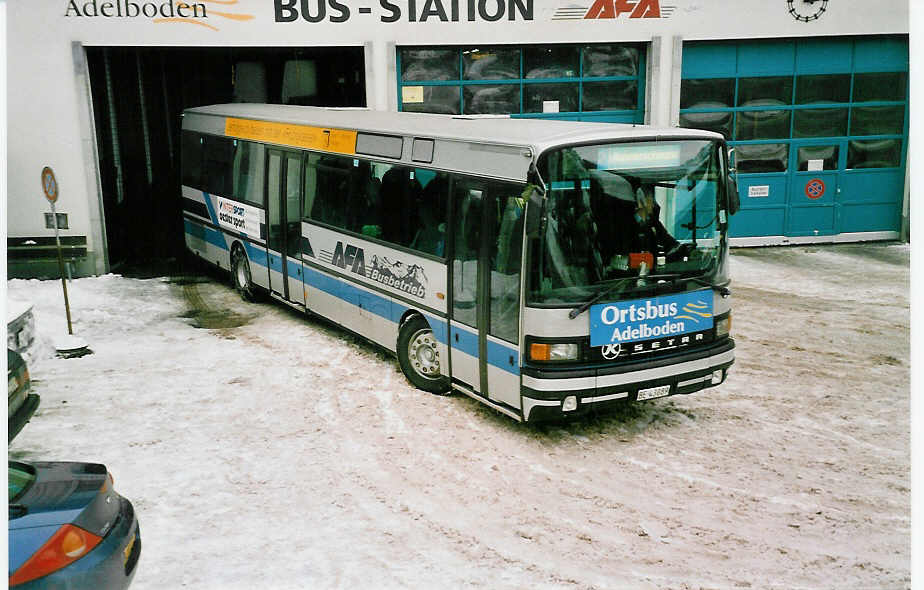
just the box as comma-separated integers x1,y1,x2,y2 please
529,139,728,305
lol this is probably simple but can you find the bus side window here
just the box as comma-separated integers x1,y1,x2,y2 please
346,159,382,237
203,135,235,198
302,153,319,221
380,166,421,247
233,141,265,208
181,131,204,190
309,155,351,230
410,172,448,257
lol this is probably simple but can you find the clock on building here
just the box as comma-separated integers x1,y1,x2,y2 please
787,0,828,22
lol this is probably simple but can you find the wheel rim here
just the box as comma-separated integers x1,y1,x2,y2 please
235,256,249,289
408,328,440,380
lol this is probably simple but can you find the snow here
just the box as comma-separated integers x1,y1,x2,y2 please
6,243,910,589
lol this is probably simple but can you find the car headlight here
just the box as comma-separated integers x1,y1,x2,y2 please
529,342,580,362
715,314,731,338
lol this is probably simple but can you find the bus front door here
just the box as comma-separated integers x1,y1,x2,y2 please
266,149,306,306
450,181,522,411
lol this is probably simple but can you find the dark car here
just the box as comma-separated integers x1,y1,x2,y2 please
8,349,39,442
8,461,141,589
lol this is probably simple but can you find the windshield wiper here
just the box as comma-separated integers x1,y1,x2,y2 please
568,273,681,320
655,271,731,297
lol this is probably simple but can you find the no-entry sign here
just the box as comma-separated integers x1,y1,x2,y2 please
41,166,59,203
805,178,825,200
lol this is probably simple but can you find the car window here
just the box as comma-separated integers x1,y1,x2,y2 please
8,462,35,502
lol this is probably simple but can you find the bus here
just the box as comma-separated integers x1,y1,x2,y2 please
180,104,738,422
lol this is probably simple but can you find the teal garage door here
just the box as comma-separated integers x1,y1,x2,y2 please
679,37,908,242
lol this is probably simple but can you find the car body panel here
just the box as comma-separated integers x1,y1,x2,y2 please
8,349,39,442
8,462,141,589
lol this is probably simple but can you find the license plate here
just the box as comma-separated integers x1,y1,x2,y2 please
123,533,136,565
637,384,671,401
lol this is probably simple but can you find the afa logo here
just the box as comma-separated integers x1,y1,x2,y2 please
554,0,674,20
325,242,428,299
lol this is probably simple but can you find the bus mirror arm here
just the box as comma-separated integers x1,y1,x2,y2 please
525,163,548,238
727,174,740,216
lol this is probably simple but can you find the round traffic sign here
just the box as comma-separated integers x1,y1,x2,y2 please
805,178,825,200
41,167,59,203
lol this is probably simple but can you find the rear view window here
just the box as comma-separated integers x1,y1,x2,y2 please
8,462,35,502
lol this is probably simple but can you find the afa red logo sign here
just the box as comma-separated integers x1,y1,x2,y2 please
585,0,667,19
552,0,673,21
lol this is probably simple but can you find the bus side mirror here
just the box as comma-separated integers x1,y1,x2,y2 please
524,184,546,238
727,174,740,216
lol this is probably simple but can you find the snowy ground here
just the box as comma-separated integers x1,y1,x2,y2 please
7,243,910,589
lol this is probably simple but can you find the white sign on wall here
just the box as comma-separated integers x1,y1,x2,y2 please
748,185,770,198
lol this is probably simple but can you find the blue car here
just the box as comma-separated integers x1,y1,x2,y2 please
8,461,141,589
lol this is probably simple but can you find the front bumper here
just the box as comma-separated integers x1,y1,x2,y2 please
521,338,735,421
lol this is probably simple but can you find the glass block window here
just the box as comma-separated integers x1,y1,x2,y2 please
680,38,908,172
398,43,645,122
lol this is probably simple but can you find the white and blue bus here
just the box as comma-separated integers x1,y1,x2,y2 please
181,104,737,421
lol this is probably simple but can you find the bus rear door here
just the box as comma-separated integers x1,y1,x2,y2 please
266,149,306,306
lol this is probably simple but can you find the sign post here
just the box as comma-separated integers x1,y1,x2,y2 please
41,167,74,336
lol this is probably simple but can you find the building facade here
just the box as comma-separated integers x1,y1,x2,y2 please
5,0,910,276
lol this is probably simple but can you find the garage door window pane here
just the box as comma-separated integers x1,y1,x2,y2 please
401,49,459,81
582,80,637,111
737,77,793,106
735,110,791,140
524,83,579,113
679,112,732,139
734,143,788,173
797,145,839,171
402,86,460,115
464,85,520,114
847,139,902,169
524,47,579,79
680,78,735,109
852,72,908,102
463,48,520,80
850,106,905,136
793,108,848,138
582,45,639,77
795,74,850,104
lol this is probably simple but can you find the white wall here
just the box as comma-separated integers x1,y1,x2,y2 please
5,0,910,274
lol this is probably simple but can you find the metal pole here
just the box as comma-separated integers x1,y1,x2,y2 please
51,201,74,335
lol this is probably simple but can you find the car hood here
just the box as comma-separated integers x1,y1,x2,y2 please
9,462,109,530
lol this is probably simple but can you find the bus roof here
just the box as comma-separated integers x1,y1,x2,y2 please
184,103,723,155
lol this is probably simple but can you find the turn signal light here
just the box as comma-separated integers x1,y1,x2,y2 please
716,314,732,337
9,525,102,586
529,342,579,362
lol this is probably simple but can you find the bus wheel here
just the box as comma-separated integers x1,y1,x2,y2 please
231,247,256,302
398,316,450,394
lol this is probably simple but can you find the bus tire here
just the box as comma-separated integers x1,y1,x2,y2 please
397,316,450,394
231,246,256,302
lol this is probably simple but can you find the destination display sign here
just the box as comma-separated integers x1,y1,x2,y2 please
589,290,713,347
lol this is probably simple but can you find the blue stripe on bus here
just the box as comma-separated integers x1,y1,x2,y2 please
184,218,228,251
244,242,268,269
202,191,220,226
488,338,520,376
450,323,520,376
183,224,519,376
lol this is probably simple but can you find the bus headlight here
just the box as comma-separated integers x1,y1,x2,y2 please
529,342,580,362
715,314,731,338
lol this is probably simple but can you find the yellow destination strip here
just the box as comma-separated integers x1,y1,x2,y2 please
225,117,357,155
